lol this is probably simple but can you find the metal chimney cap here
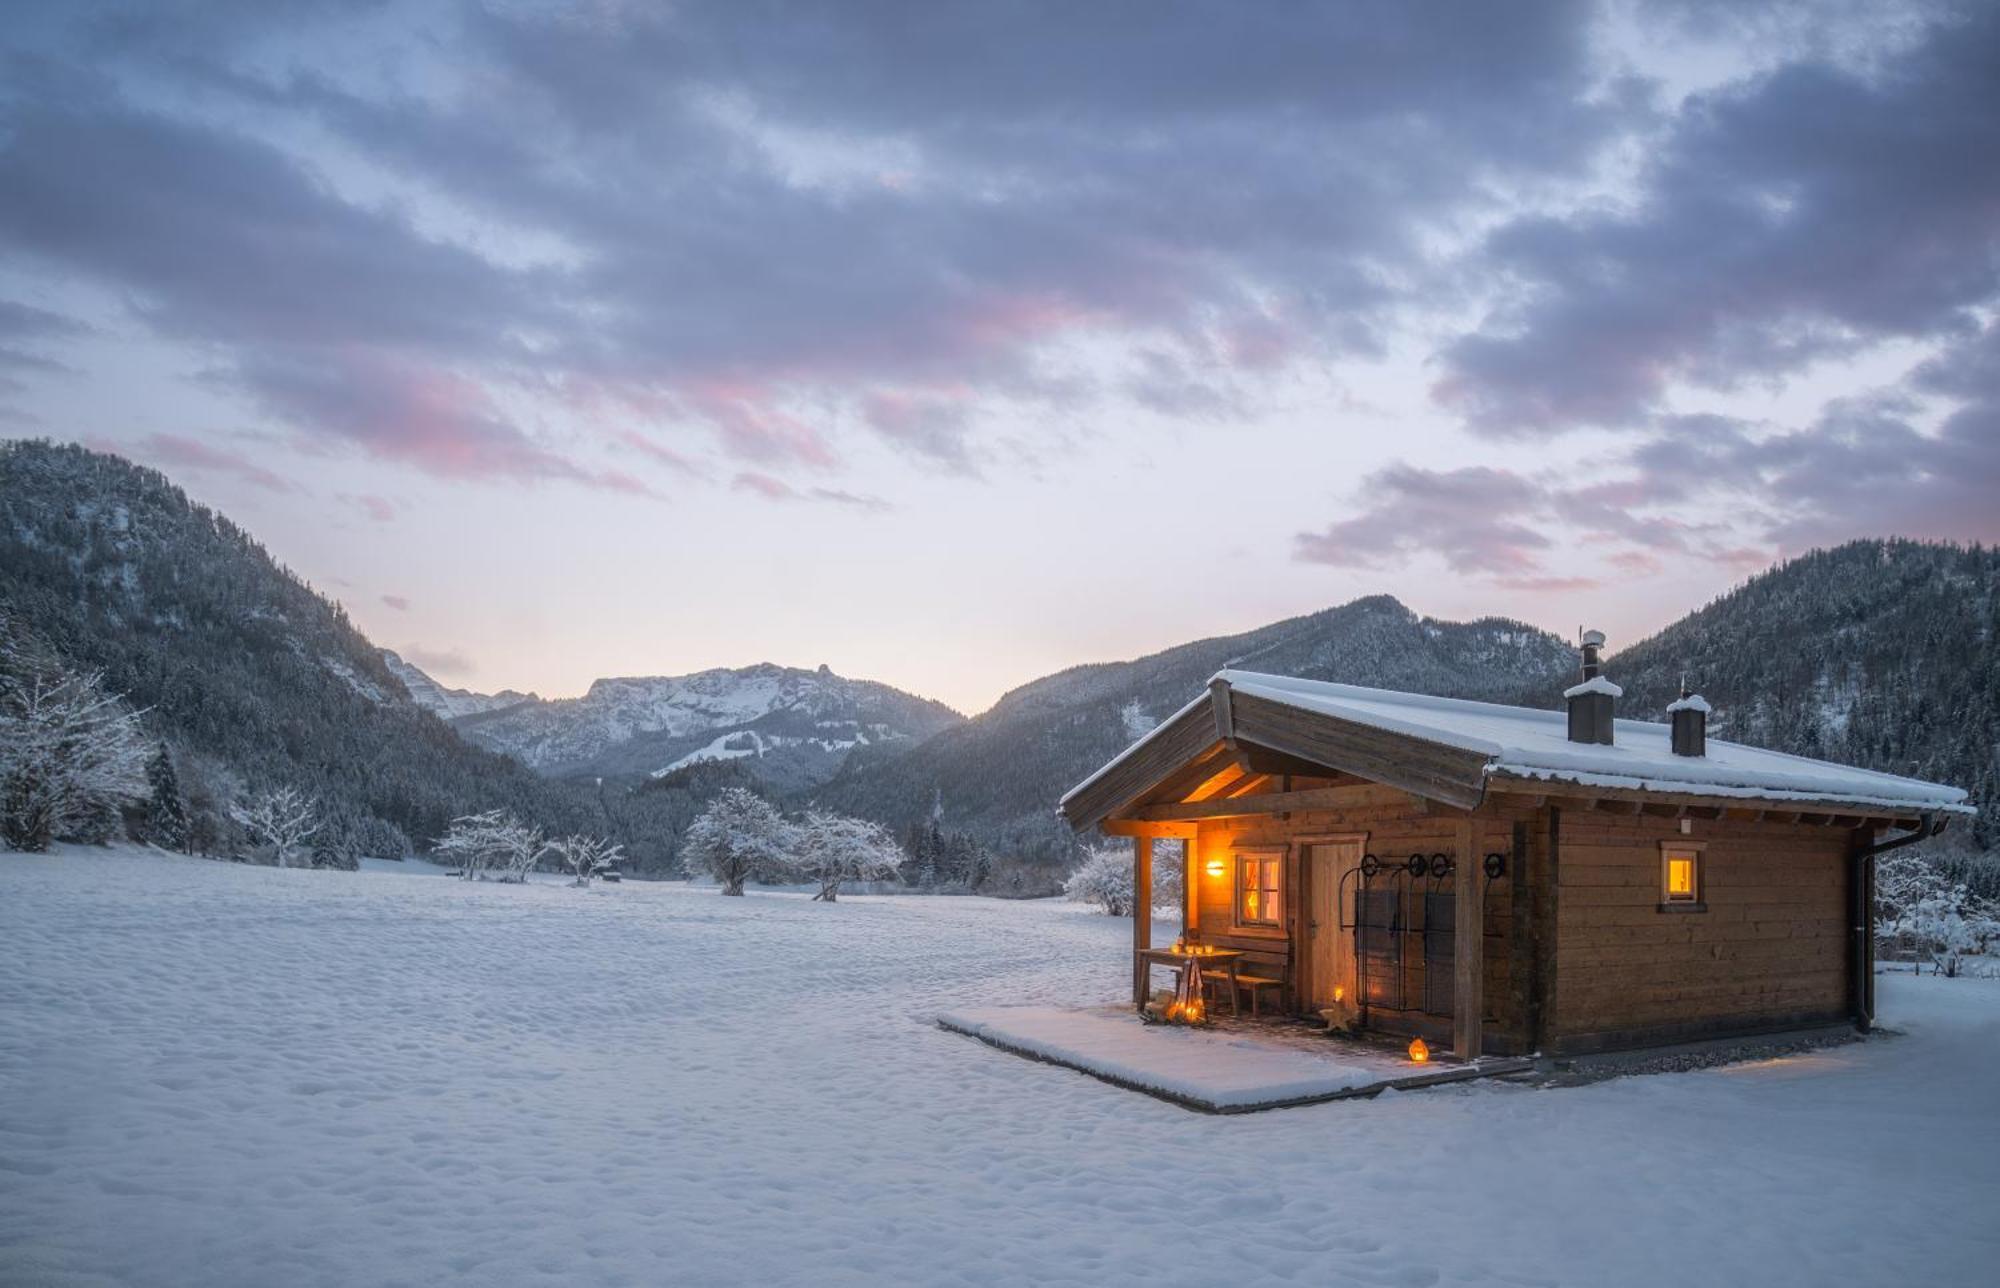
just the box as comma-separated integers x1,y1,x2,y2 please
1580,628,1606,647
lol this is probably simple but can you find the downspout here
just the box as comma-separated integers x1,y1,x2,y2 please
1849,813,1946,1032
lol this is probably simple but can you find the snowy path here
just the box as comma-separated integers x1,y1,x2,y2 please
2,850,1997,1287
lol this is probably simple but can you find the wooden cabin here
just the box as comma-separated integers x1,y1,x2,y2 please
1058,634,1974,1058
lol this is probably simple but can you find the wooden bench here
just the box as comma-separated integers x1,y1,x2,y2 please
1220,973,1286,1017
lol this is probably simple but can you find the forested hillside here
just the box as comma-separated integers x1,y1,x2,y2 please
814,597,1576,865
0,442,622,859
1574,540,1998,852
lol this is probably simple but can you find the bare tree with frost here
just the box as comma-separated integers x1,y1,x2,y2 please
547,833,623,886
229,785,321,868
0,663,150,852
434,810,543,882
683,788,795,895
797,810,903,902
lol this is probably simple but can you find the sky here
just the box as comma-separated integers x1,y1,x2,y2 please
2,0,1996,716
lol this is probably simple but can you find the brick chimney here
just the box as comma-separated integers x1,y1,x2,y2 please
1564,629,1619,745
1668,682,1710,757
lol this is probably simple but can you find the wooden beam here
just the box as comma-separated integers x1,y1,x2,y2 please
1209,677,1235,745
1453,814,1483,1060
1236,740,1347,779
1486,776,1949,827
1122,782,1417,824
1099,819,1199,839
1182,762,1248,803
1132,834,1152,1010
1139,743,1238,807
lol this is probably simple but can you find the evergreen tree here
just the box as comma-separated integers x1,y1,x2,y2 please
143,743,190,852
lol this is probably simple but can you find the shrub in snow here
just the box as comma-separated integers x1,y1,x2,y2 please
1063,842,1182,916
433,810,543,882
1877,852,2000,977
684,788,796,895
230,785,321,868
547,833,624,886
797,810,904,902
0,662,150,853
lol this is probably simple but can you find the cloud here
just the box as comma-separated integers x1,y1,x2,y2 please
398,644,473,678
1435,4,2000,436
340,493,397,522
730,470,889,512
1295,465,1555,576
2,0,1626,482
222,348,658,494
1621,328,2000,549
380,594,410,612
0,298,85,385
120,432,298,493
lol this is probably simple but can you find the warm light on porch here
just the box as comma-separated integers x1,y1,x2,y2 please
1204,858,1225,877
1407,1037,1430,1063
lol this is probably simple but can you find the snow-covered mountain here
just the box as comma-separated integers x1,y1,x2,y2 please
380,649,537,720
415,659,965,787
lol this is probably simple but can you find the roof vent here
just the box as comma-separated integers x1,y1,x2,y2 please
1564,629,1619,745
1668,682,1710,758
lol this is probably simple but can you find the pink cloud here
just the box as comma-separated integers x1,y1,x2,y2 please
731,470,888,512
230,348,661,496
1494,575,1603,593
617,429,704,477
124,432,298,493
342,493,398,522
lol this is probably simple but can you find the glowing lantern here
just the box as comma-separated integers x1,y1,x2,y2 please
1332,986,1346,1004
1407,1037,1430,1064
1205,859,1226,878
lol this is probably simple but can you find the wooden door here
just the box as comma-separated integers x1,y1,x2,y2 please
1306,840,1363,1010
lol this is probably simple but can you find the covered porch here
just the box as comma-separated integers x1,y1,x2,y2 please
1083,673,1500,1059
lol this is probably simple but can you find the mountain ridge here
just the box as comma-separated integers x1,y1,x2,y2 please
406,655,966,792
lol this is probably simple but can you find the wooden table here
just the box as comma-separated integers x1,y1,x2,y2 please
1135,948,1247,1015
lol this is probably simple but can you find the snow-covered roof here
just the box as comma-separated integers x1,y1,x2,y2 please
1208,670,1973,815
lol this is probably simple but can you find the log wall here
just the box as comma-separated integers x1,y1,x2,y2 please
1542,807,1855,1054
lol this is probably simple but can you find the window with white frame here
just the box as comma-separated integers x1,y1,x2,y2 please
1235,851,1283,928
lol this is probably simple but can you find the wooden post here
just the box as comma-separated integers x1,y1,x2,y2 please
1133,833,1153,1009
1182,837,1197,935
1453,814,1484,1059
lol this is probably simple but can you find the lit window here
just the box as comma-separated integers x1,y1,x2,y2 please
1661,845,1702,906
1236,853,1283,927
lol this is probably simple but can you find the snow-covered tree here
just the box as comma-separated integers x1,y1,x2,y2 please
230,785,321,868
309,811,362,871
547,833,623,886
0,664,150,852
683,788,796,895
143,743,190,852
1878,852,2000,976
433,810,543,882
797,810,903,902
1063,841,1183,916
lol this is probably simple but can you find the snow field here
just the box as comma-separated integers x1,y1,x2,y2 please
3,848,1998,1287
